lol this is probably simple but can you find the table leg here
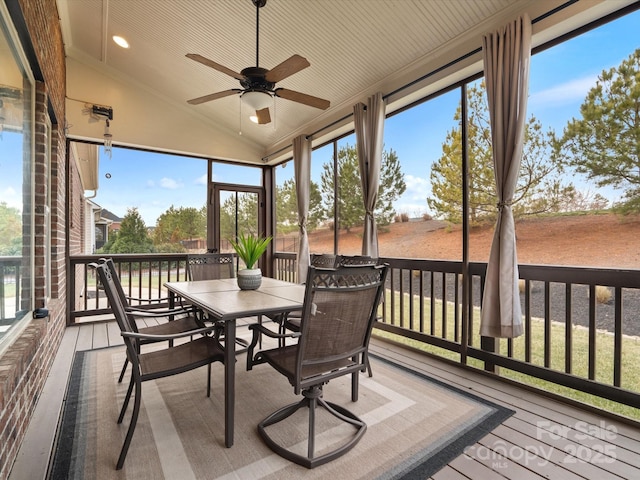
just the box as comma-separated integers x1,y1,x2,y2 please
168,292,175,347
224,318,236,447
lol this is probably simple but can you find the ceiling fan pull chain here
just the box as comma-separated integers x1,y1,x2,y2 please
272,95,276,130
239,96,243,135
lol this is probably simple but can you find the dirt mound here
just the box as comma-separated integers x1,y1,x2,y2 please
308,213,640,268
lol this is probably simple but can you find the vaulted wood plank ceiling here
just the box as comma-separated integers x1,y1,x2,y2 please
57,0,634,164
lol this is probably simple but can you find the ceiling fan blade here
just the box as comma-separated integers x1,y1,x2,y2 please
186,53,245,81
256,107,271,124
275,88,330,110
187,89,240,105
264,54,310,83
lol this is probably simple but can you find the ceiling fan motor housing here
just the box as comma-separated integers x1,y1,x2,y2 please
240,67,275,92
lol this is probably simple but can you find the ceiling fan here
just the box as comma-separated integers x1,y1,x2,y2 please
186,0,330,125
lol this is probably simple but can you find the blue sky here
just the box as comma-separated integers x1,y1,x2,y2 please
2,9,638,226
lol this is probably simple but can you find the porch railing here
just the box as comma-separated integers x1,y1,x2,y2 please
69,252,640,416
68,254,191,323
0,256,21,321
274,252,640,415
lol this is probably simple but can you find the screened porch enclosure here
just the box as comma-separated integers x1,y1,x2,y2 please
3,1,640,478
24,0,640,421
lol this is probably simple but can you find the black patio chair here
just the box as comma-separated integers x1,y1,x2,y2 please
186,253,249,351
246,263,388,468
279,254,380,376
269,253,338,344
97,258,203,383
93,261,225,470
336,254,377,266
187,252,235,281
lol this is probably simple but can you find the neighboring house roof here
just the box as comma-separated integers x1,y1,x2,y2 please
101,209,123,223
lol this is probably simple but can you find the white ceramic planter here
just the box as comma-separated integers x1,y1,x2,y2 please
237,268,262,290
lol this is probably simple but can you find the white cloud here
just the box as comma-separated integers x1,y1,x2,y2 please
0,186,21,210
404,175,430,200
530,75,598,107
195,174,207,185
394,202,429,217
159,177,183,189
393,174,431,217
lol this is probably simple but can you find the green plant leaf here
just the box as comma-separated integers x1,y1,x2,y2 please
229,233,272,269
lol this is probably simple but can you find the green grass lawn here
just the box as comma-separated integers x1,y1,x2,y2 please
374,290,640,421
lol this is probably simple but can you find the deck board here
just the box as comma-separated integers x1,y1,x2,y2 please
369,340,640,479
107,320,123,345
9,327,80,480
448,455,509,479
91,322,109,349
503,417,625,479
431,465,471,479
75,323,94,351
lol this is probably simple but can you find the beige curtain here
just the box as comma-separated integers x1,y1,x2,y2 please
354,92,385,258
479,14,531,338
293,135,311,283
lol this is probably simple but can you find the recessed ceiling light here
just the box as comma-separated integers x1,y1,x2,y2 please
112,35,129,49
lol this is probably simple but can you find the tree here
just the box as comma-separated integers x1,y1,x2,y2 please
101,208,154,253
0,202,22,255
320,144,406,231
553,48,640,214
153,205,206,245
275,178,324,234
428,83,575,225
219,192,259,243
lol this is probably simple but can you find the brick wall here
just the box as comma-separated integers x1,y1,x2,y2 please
0,1,69,478
50,124,66,299
68,144,86,312
16,0,65,120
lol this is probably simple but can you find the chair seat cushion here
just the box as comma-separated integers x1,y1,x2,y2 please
139,336,224,380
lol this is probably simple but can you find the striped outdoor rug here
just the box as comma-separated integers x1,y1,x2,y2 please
49,346,512,479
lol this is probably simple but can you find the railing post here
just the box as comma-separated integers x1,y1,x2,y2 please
480,335,498,373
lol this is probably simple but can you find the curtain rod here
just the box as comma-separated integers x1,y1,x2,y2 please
261,0,578,163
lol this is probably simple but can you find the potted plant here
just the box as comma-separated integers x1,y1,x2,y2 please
229,233,272,290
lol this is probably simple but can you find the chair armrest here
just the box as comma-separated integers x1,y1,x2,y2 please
246,323,299,371
121,326,217,342
126,305,197,316
127,307,197,319
125,295,170,304
248,323,298,339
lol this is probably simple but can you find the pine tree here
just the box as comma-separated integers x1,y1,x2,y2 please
553,48,640,213
320,144,406,231
429,83,575,225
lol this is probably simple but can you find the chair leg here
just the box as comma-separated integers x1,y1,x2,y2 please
365,352,373,377
258,385,366,469
351,354,360,402
207,363,211,397
351,371,359,402
116,378,142,470
117,358,129,383
307,395,317,459
118,375,135,424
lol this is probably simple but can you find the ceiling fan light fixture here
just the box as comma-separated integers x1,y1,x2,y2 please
112,35,129,49
241,90,271,110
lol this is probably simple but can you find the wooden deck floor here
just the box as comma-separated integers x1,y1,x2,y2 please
9,320,640,480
